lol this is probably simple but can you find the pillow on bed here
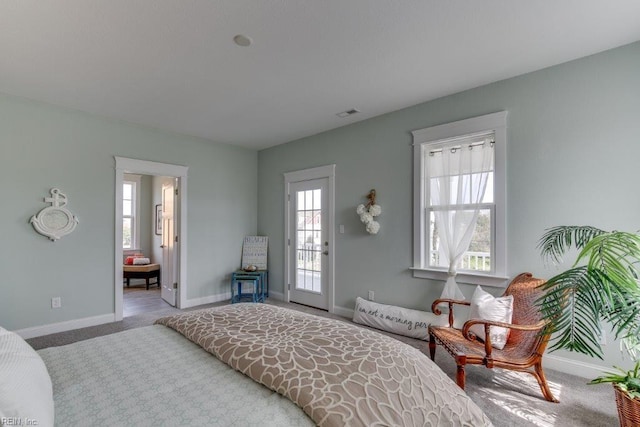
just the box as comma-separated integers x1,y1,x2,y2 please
352,297,448,340
467,286,513,350
0,326,54,427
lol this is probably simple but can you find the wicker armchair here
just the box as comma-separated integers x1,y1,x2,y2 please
428,272,558,402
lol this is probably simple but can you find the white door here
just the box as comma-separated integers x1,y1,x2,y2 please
161,183,176,306
288,178,329,310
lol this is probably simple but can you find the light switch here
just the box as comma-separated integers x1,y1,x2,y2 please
339,225,345,234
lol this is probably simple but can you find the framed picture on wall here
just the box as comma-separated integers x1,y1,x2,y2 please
155,204,162,235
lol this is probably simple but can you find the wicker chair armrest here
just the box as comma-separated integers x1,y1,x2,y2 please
431,298,470,314
461,319,549,357
431,299,470,328
462,318,547,339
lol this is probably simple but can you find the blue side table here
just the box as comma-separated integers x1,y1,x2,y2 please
231,272,264,303
234,270,268,298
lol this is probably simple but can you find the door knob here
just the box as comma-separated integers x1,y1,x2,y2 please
323,250,329,255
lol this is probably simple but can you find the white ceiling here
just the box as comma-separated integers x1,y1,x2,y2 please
2,1,640,150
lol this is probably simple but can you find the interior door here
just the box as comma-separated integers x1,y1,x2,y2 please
288,178,329,310
161,183,176,306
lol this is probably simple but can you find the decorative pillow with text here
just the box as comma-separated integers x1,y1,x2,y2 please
353,297,448,341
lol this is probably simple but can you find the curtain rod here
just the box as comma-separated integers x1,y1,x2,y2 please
429,139,494,156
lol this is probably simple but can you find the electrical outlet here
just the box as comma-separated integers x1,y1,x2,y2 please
51,297,61,309
599,328,606,346
368,290,374,301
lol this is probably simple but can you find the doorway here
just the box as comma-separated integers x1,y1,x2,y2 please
115,157,188,321
284,165,335,312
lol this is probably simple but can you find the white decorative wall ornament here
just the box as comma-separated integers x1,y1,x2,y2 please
356,189,381,235
30,188,79,241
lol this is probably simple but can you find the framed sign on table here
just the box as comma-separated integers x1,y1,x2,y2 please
241,236,268,270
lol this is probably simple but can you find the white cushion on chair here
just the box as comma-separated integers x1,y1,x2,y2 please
468,286,513,350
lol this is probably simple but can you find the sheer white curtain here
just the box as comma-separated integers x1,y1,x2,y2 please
429,140,494,300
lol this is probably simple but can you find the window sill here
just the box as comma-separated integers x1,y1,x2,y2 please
410,267,510,288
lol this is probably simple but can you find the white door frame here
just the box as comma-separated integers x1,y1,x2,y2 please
114,156,188,321
284,164,335,313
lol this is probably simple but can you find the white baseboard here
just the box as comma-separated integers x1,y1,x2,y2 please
184,289,287,309
333,305,354,318
544,354,609,379
14,313,116,339
268,291,284,301
266,293,352,318
183,292,231,308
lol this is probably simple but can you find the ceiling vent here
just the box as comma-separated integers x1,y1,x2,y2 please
336,108,360,118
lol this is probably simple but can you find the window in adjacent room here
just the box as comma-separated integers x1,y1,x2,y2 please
122,175,141,250
411,112,507,287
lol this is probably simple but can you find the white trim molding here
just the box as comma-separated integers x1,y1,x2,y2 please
333,305,355,319
544,354,609,379
14,313,115,339
283,164,336,313
183,292,231,308
115,156,189,321
411,111,508,288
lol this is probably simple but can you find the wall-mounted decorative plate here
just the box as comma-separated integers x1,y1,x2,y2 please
30,188,79,241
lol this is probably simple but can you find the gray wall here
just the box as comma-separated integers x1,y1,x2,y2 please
0,93,257,330
258,41,640,369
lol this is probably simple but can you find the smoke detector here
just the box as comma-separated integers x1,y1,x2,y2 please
233,34,252,47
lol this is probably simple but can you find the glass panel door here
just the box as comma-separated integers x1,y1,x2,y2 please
295,188,322,293
289,178,328,309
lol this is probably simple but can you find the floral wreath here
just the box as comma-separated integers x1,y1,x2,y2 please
356,189,381,235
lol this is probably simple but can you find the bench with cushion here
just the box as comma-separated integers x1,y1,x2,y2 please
123,264,161,290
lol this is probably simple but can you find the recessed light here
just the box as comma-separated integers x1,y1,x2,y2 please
336,108,360,118
233,34,252,47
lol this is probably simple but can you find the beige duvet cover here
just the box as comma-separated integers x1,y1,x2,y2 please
156,303,492,427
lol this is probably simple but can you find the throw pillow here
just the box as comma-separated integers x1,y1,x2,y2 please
468,285,514,350
0,327,54,426
352,297,448,341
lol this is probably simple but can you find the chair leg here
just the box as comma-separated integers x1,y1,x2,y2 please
428,338,436,361
532,362,559,403
455,355,467,389
230,278,237,304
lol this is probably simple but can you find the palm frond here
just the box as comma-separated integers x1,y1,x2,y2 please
538,266,606,358
537,227,640,359
579,232,640,292
607,288,640,341
538,226,606,265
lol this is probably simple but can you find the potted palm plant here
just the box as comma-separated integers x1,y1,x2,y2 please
537,226,640,426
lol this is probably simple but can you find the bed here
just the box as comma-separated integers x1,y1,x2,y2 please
2,304,492,426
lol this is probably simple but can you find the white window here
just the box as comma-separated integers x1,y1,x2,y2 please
123,175,141,250
412,112,507,287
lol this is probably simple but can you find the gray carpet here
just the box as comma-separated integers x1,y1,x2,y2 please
27,300,618,427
